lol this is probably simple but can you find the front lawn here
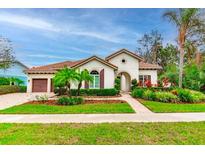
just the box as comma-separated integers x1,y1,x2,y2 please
0,103,134,114
1,122,205,144
141,100,205,113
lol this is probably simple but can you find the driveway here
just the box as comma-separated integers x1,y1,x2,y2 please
0,93,55,110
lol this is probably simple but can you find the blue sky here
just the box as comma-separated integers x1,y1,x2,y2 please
0,8,177,67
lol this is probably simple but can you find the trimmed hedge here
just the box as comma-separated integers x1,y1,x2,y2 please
0,85,27,95
54,88,119,96
57,97,84,105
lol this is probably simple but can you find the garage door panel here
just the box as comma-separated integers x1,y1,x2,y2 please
32,79,48,92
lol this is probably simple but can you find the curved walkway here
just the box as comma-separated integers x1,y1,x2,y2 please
1,93,205,123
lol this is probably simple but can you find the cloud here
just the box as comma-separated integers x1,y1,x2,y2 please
27,54,67,59
0,11,139,44
0,12,60,32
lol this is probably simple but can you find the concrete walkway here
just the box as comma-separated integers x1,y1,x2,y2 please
1,93,205,123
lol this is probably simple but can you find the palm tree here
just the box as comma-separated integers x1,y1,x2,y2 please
53,67,77,97
163,8,205,88
76,69,93,96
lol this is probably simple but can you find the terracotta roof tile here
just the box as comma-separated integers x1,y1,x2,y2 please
139,61,162,70
25,59,85,73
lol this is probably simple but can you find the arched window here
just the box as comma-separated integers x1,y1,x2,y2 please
90,70,100,89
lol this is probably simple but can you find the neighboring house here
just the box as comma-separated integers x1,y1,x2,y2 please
0,61,29,86
25,49,162,93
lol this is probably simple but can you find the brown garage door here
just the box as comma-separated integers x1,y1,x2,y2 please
32,79,48,92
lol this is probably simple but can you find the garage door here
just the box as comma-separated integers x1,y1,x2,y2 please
32,79,48,92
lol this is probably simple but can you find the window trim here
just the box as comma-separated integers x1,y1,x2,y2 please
89,70,100,89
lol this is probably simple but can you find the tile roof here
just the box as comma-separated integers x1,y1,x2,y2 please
25,56,118,74
25,59,85,74
139,61,162,70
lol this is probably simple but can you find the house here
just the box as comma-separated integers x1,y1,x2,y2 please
0,61,29,86
25,49,162,93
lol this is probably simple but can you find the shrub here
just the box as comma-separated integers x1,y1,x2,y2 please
174,89,205,103
131,79,138,90
155,91,179,103
175,89,194,103
144,80,152,88
142,90,156,101
19,86,27,92
114,78,121,91
57,97,84,105
0,77,10,85
131,88,145,98
0,85,25,95
55,88,119,96
35,94,49,102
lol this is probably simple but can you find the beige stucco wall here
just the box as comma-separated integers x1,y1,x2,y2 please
139,70,158,85
27,59,115,93
77,59,115,89
107,53,139,80
27,74,54,93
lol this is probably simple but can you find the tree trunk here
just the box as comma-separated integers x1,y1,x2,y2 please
67,83,71,98
179,45,184,88
77,82,82,96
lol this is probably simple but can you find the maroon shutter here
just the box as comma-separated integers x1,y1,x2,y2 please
85,81,89,89
100,69,104,89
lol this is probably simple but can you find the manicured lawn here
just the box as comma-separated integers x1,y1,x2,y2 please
0,103,134,114
141,100,205,113
1,122,205,144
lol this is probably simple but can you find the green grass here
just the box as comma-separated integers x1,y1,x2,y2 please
141,100,205,113
0,103,134,114
1,122,205,144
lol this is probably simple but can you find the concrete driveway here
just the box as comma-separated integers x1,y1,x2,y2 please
0,93,55,110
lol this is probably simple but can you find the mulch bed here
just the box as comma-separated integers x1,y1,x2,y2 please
52,94,122,99
26,99,127,106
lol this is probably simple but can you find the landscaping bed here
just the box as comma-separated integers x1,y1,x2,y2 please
0,100,134,114
1,122,205,144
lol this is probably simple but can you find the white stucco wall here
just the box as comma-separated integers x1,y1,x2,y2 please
139,70,158,85
27,74,54,93
107,53,139,80
78,59,115,89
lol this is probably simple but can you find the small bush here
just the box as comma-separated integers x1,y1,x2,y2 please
175,89,194,103
143,90,156,101
114,78,121,91
131,88,145,98
155,91,179,103
0,77,10,85
131,79,138,90
57,97,84,105
36,94,49,102
19,86,27,92
174,89,205,103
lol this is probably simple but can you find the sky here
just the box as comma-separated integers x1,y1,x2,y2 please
0,8,177,67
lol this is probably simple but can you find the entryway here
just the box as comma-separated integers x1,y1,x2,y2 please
118,72,131,92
